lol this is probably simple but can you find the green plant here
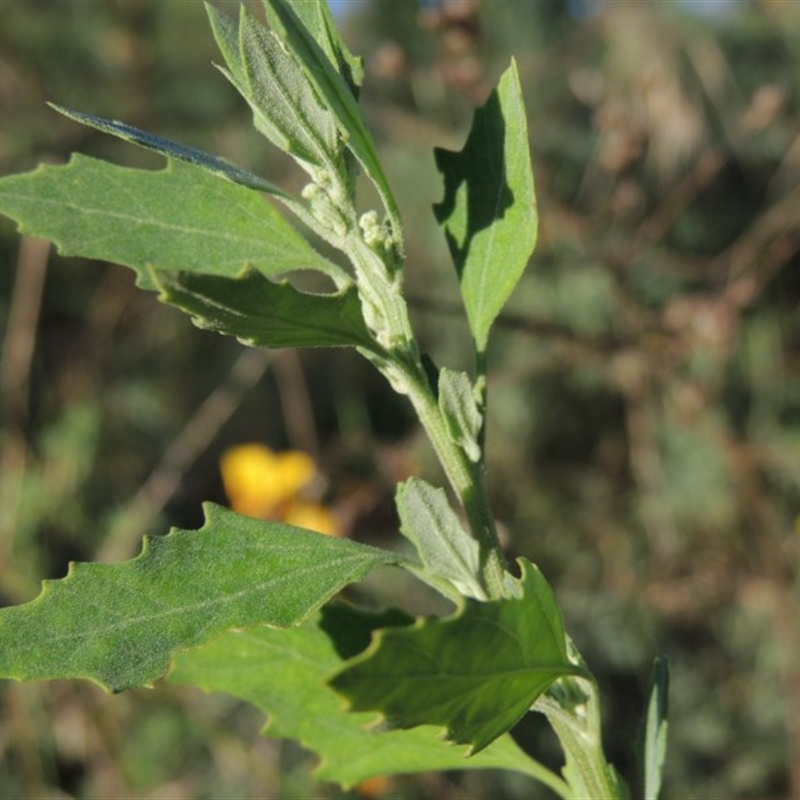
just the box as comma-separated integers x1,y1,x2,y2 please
0,2,668,797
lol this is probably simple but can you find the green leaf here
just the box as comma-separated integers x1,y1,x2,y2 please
205,4,288,160
208,3,342,169
239,5,341,168
262,0,403,250
330,559,584,754
170,605,568,795
284,0,363,97
433,59,538,351
395,477,484,600
50,104,287,197
206,3,277,149
0,504,402,692
438,368,482,463
205,2,248,87
642,657,669,800
0,154,343,290
154,268,378,351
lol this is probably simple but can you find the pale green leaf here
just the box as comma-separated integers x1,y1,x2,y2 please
0,154,342,290
395,477,484,600
643,657,669,800
170,605,568,795
0,504,402,691
330,559,585,754
438,367,482,463
205,2,247,87
207,3,341,168
262,0,403,250
154,268,378,351
283,0,363,96
205,4,284,156
239,6,340,167
49,104,287,197
433,60,537,351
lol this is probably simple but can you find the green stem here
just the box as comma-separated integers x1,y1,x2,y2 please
534,661,625,800
543,706,620,799
395,357,508,599
346,233,417,351
474,346,488,459
346,222,508,597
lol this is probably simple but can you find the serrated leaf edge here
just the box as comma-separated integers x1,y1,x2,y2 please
330,559,588,753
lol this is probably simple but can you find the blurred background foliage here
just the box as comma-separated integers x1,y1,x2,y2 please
1,0,799,797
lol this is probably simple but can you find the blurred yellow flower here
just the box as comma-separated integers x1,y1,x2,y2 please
284,501,338,537
220,444,340,536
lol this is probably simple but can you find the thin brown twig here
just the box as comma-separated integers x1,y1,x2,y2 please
3,685,50,799
0,235,50,576
273,351,318,457
635,148,726,249
0,235,50,427
714,184,800,285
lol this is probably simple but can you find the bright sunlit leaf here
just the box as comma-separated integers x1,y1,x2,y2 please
0,505,399,690
0,155,342,291
433,60,537,352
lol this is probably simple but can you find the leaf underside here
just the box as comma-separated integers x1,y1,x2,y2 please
395,477,483,599
282,0,363,97
49,104,288,197
240,4,341,167
330,559,583,753
0,504,401,691
438,367,482,462
154,268,377,351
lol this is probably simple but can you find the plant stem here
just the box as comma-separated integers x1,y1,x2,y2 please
534,668,625,800
545,708,620,799
394,355,508,599
474,346,488,457
346,225,508,598
346,233,417,351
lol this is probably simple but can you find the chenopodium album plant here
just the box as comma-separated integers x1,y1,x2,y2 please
0,2,668,798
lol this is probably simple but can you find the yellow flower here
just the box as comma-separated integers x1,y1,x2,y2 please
220,444,341,536
284,500,339,537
